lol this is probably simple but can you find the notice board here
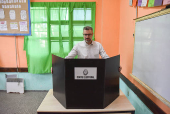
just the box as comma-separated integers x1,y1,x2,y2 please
0,0,31,36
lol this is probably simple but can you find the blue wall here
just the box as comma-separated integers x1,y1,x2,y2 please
0,72,52,90
120,78,153,114
0,72,153,114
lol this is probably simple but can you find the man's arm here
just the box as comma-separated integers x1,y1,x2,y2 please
99,44,109,59
98,44,122,72
51,46,78,73
65,46,78,59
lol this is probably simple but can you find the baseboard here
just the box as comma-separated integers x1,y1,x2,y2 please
0,90,49,92
0,68,28,72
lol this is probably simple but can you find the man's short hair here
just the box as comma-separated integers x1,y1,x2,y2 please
83,26,93,31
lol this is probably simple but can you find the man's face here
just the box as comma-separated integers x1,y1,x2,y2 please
83,30,93,44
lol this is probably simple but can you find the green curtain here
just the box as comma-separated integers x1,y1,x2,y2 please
24,2,96,74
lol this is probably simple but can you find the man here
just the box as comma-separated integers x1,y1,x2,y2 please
65,26,109,59
51,26,121,73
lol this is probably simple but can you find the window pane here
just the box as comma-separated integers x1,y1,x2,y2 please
63,42,69,53
50,8,68,21
51,25,69,37
32,23,47,32
31,7,47,22
51,42,59,53
73,8,91,21
73,26,84,37
60,8,69,20
31,32,47,38
51,42,69,54
50,8,59,21
74,41,81,46
50,25,59,37
28,39,49,55
61,25,69,37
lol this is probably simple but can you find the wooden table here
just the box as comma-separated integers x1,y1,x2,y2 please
37,89,135,114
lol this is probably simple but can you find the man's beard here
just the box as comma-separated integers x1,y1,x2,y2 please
85,38,92,43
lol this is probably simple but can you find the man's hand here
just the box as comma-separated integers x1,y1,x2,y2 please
119,66,122,72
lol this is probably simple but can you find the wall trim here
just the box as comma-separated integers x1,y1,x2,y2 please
0,90,48,92
0,68,28,72
130,73,170,108
120,74,165,114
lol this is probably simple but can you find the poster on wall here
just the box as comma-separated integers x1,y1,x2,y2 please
163,0,170,5
129,0,132,6
0,0,31,36
148,0,163,7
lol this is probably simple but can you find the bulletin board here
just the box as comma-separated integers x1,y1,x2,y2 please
0,0,31,36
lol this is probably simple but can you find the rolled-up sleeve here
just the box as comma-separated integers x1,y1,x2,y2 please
99,44,109,59
65,45,78,59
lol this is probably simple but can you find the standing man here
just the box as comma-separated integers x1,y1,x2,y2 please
51,26,121,73
65,26,109,59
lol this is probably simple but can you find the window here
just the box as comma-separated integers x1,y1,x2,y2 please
24,2,96,74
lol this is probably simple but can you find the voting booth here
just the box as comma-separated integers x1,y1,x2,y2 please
52,55,120,109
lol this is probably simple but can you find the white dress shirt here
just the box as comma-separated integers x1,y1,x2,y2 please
65,40,109,59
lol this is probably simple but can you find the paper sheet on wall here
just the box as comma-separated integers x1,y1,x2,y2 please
15,5,18,8
9,10,16,20
0,21,7,31
163,0,170,5
138,0,143,6
19,21,27,31
133,0,138,6
154,0,163,6
10,22,18,29
141,0,148,6
148,0,155,7
129,0,133,6
20,10,27,20
0,9,5,19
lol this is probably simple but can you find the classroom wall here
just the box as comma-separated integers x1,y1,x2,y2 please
119,0,170,113
98,0,120,57
0,0,169,113
0,0,120,68
0,36,27,67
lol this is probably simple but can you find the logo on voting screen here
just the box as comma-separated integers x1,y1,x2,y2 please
83,69,88,75
74,67,97,80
